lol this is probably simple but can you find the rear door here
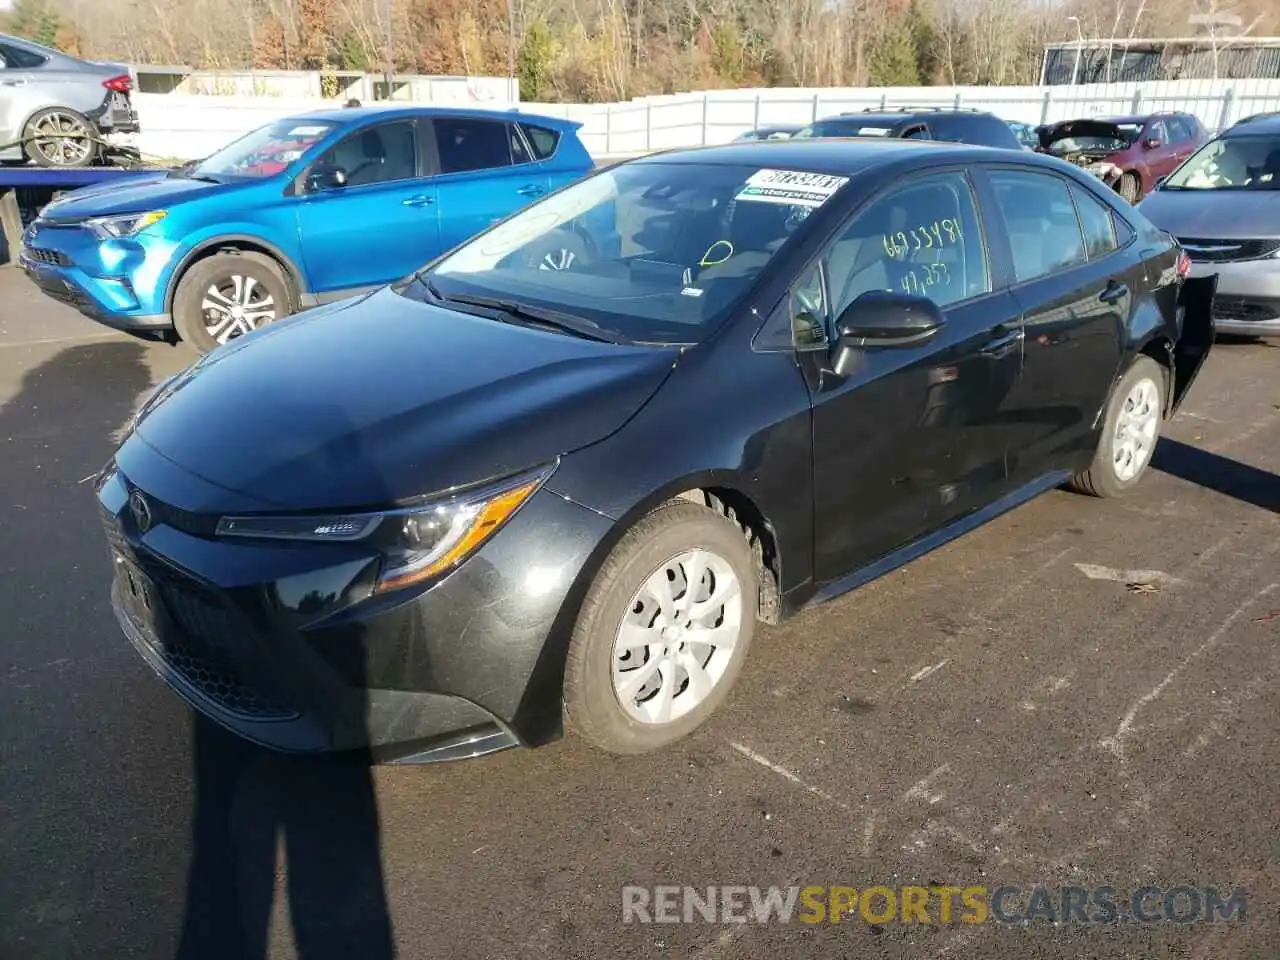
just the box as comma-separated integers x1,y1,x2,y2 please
982,167,1132,482
428,116,552,253
294,118,441,296
1164,116,1198,167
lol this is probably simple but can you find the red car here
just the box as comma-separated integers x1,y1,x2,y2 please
1036,112,1208,203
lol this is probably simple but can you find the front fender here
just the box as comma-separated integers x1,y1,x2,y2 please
158,226,306,311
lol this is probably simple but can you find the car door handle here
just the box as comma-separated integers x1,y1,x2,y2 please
402,194,435,207
1099,281,1129,303
980,327,1024,358
516,185,545,197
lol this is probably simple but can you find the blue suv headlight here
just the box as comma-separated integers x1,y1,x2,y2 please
86,210,167,240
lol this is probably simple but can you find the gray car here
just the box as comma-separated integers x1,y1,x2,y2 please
1137,113,1280,337
0,34,140,167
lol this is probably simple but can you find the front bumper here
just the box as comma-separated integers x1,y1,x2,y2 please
96,451,612,762
18,221,175,332
1188,258,1280,337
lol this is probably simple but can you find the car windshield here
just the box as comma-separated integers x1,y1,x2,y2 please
416,161,846,344
191,119,336,180
794,120,895,139
1163,134,1280,190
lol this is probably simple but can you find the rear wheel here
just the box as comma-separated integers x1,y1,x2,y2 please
1116,172,1141,204
1069,355,1165,498
563,501,758,755
23,108,98,168
172,251,294,355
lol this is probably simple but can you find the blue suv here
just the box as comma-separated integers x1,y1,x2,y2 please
18,105,595,353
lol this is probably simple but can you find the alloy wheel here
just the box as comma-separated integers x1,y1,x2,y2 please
31,111,93,166
202,275,278,344
537,248,577,271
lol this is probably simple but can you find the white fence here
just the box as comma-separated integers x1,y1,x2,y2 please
128,77,1280,162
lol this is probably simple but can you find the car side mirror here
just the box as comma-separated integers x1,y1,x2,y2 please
1144,137,1162,150
830,291,945,374
306,165,348,192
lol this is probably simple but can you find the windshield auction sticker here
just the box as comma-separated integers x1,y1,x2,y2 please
736,169,850,208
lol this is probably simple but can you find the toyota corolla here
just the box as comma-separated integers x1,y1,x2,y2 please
97,139,1214,763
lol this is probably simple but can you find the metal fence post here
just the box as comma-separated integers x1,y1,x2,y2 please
701,94,710,145
1131,87,1143,114
605,105,613,155
954,92,963,110
1217,88,1235,131
753,93,761,131
645,101,652,151
880,92,888,109
1040,89,1052,124
812,94,820,121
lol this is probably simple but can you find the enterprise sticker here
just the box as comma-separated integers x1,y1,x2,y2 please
736,169,849,208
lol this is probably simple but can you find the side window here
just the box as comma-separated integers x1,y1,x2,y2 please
1166,117,1190,143
1146,119,1168,144
434,118,514,174
825,171,990,316
315,121,416,187
902,126,930,140
789,262,828,347
989,169,1087,282
1,44,47,68
1071,185,1119,261
521,123,561,160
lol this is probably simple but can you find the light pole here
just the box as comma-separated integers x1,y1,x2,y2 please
383,0,393,100
1068,16,1084,86
507,0,516,102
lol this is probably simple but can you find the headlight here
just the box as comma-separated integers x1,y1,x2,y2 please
85,210,167,240
215,463,556,592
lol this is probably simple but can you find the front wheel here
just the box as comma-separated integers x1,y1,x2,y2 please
172,251,294,355
1116,172,1141,204
1069,355,1165,498
563,501,758,755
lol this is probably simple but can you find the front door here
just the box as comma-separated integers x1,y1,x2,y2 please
294,119,441,297
805,169,1025,583
983,168,1129,481
428,116,552,253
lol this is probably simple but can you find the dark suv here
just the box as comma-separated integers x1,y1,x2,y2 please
793,107,1023,150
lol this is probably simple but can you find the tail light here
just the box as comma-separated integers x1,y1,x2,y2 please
1176,250,1192,279
103,74,133,94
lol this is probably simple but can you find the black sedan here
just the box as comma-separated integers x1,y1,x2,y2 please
97,139,1215,763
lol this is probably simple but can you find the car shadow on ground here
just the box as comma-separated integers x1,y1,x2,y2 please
1153,437,1279,514
0,339,395,960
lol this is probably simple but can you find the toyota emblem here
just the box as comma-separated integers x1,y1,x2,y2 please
128,490,153,533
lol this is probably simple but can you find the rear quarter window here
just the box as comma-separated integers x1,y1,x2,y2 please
520,123,561,160
0,44,48,69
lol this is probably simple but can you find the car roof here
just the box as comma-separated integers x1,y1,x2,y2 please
283,104,581,130
628,138,1048,176
1225,113,1280,135
824,109,999,123
1095,113,1189,125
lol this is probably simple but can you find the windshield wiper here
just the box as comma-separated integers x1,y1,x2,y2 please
417,275,628,344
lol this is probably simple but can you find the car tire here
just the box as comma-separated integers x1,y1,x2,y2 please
173,251,294,355
523,228,595,273
1069,355,1165,498
23,108,99,168
1117,172,1141,204
563,500,758,755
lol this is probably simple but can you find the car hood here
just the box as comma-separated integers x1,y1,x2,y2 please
1137,188,1280,240
129,287,678,511
1038,119,1125,148
40,175,255,222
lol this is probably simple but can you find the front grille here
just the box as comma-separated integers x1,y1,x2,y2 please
1177,237,1280,262
1214,297,1280,324
146,575,296,720
25,246,69,266
120,479,220,538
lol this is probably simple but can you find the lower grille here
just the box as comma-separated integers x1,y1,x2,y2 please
108,530,297,721
1214,297,1279,324
25,246,69,266
1178,237,1280,262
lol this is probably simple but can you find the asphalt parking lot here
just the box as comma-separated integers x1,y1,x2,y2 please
1,267,1277,960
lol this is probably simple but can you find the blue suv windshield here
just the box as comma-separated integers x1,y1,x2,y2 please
415,161,847,344
192,119,336,180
